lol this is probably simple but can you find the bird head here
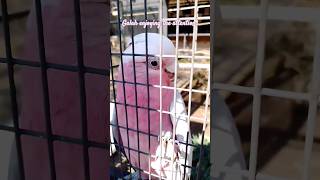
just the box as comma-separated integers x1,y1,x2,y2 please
120,33,176,86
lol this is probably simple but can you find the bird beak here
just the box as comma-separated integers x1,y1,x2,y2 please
168,72,174,82
165,69,175,82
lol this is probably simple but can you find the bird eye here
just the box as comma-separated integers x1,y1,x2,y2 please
151,60,158,66
148,56,160,70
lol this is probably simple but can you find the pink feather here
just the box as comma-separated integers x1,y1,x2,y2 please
116,58,174,177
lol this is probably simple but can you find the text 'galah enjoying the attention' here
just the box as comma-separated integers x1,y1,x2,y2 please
110,33,193,179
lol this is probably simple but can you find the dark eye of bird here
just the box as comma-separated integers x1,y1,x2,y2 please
148,56,160,70
151,61,158,66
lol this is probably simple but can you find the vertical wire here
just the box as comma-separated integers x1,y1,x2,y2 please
209,1,215,177
170,0,180,179
34,0,56,179
201,70,211,140
158,0,164,178
183,34,187,50
195,15,211,178
143,0,152,178
0,0,25,179
195,68,211,180
73,0,90,179
110,51,120,170
128,0,142,177
185,0,199,177
302,23,320,180
183,132,189,179
249,1,268,180
191,1,210,179
115,0,132,174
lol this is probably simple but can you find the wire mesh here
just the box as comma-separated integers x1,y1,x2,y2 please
212,0,320,180
0,0,319,180
0,0,108,180
109,0,211,179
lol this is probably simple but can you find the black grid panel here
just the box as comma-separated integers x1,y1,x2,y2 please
0,0,109,180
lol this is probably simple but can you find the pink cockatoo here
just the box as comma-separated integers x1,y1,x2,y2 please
110,33,193,179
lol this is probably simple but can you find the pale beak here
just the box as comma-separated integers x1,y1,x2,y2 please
165,69,175,82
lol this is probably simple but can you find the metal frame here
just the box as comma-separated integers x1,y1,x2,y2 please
0,0,108,180
211,0,320,180
109,0,211,179
1,0,318,179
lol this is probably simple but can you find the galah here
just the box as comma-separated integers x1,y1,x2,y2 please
110,33,193,179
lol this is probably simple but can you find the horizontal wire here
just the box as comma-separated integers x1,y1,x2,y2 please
110,101,206,122
0,57,108,75
110,142,149,155
111,142,196,155
110,79,208,94
165,16,210,21
111,143,195,170
213,82,315,102
111,52,210,60
168,4,210,12
110,15,210,25
167,33,210,37
111,63,210,69
109,123,197,148
152,84,207,94
0,125,106,149
214,166,291,180
116,4,210,16
110,123,158,137
111,16,209,21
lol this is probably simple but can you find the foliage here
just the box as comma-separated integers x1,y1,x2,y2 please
191,134,211,180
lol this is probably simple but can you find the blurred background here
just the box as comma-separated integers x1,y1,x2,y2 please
215,0,320,179
110,0,320,179
1,0,320,180
0,1,32,179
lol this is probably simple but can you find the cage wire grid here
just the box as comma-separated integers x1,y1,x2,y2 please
212,0,320,180
109,0,211,179
111,0,214,179
0,0,319,180
0,0,108,180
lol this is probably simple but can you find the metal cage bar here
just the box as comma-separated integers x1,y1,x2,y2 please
158,0,164,178
0,126,106,148
0,0,108,180
0,58,108,75
209,0,216,177
110,48,121,169
170,0,180,178
0,0,26,179
73,0,91,179
249,0,268,180
114,0,134,174
128,0,142,176
211,0,320,180
302,23,320,180
143,0,152,177
145,35,152,177
1,0,318,179
34,0,57,179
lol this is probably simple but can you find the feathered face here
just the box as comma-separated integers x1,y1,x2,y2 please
119,33,176,86
119,56,173,87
